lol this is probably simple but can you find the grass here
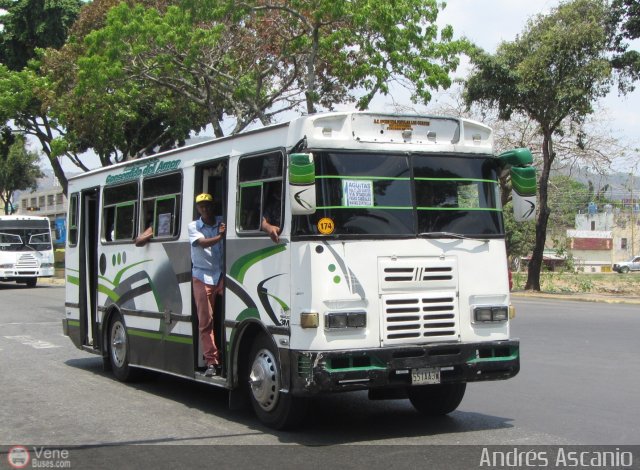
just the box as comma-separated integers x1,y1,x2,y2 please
512,271,640,295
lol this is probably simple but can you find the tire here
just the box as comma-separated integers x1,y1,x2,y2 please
26,277,37,288
108,313,138,382
247,334,308,430
408,383,466,416
620,266,630,274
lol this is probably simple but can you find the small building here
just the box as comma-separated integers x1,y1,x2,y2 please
568,205,640,272
16,175,68,246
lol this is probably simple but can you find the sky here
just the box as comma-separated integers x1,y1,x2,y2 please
46,0,640,174
433,0,640,172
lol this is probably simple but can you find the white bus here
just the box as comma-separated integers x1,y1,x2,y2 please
0,215,55,287
62,112,536,429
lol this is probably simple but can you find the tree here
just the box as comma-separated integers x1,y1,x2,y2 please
75,0,470,139
464,0,613,290
42,0,207,165
610,0,640,91
0,0,81,70
0,0,83,194
0,135,43,214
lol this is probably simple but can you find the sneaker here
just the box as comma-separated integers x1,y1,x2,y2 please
204,364,218,377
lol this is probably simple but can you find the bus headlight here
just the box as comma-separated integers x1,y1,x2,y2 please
473,306,509,323
325,311,367,329
0,263,14,268
41,263,54,268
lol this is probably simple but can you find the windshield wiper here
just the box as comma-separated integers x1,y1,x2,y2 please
418,232,489,242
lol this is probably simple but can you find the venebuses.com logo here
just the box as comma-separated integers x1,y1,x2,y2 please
7,446,30,469
6,445,71,469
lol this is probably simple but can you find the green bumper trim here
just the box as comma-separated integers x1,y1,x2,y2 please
467,350,519,364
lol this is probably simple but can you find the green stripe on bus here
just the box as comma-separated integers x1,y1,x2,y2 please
128,328,192,345
229,245,286,283
316,206,412,210
98,283,119,302
416,207,502,212
316,175,409,181
67,275,79,285
414,177,497,184
67,320,80,327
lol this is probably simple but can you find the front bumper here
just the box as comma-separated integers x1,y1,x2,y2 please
288,340,519,396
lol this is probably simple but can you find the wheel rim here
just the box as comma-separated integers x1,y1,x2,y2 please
249,348,280,412
111,321,127,368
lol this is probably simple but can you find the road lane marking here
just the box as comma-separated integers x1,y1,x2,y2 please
3,335,61,349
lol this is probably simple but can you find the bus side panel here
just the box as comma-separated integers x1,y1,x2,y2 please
97,241,195,376
225,238,291,331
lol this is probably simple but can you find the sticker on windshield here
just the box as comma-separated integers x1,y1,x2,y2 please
317,217,335,235
342,180,373,207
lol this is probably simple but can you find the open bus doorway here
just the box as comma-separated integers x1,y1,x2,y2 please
193,160,228,377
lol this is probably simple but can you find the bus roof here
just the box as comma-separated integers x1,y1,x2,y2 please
0,215,50,222
68,111,494,185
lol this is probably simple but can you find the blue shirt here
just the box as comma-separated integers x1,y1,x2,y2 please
188,216,223,285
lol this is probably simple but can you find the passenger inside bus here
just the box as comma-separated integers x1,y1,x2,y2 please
261,181,282,243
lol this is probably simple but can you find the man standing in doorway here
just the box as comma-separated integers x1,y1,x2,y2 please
189,193,225,377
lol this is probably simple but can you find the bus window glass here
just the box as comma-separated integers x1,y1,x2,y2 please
237,152,283,234
142,172,182,239
68,193,78,246
413,155,502,235
103,182,138,242
292,152,503,237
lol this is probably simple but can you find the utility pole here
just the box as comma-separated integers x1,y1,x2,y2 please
632,169,636,255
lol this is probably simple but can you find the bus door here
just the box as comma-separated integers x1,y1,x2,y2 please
194,160,228,372
78,188,99,348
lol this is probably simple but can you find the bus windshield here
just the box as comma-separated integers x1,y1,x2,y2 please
0,224,52,252
292,152,503,238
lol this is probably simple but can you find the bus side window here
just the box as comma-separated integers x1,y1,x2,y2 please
68,193,79,246
103,182,139,243
141,172,182,240
237,152,283,234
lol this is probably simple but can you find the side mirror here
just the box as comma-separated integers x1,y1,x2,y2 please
288,153,316,215
498,148,537,222
511,166,537,221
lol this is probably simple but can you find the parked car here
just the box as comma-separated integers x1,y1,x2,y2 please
612,256,640,274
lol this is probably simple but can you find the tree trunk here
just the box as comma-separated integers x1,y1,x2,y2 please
525,130,554,291
305,25,320,115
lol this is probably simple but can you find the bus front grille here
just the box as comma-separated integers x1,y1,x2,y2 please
16,254,38,268
381,292,459,345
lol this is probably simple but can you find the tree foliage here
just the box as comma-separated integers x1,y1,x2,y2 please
0,0,81,71
610,0,640,91
464,0,613,290
0,135,43,214
0,0,83,194
72,0,469,140
42,0,207,165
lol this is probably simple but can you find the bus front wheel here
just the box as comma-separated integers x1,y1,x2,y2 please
408,383,466,416
247,334,308,430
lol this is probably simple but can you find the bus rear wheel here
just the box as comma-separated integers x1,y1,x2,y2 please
109,313,137,382
408,383,466,416
247,334,308,430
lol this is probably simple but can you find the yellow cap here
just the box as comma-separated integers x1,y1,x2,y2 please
195,193,213,203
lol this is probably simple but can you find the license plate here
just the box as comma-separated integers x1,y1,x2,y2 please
411,367,441,385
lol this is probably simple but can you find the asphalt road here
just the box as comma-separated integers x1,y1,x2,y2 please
1,283,638,467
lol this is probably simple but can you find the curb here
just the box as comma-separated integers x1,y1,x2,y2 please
511,291,640,305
